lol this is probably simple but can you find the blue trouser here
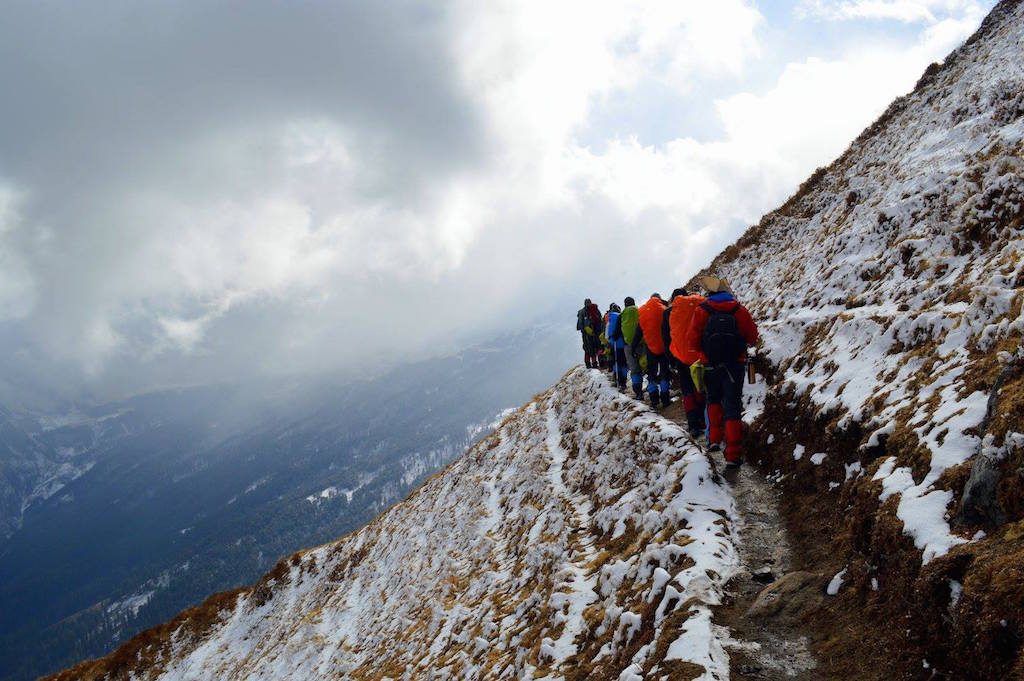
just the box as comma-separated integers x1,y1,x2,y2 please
624,344,644,392
646,351,671,397
612,346,627,387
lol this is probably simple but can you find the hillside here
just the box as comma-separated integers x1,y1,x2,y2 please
1,325,577,681
48,1,1024,679
693,0,1024,676
53,369,739,679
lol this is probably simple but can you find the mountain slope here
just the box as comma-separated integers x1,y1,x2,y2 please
1,324,578,681
47,1,1024,678
692,0,1024,676
53,368,739,680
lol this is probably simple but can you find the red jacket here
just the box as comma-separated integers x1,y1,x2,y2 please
685,294,758,363
638,297,668,355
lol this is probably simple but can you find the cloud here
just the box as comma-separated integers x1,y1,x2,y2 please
797,0,988,23
0,0,991,401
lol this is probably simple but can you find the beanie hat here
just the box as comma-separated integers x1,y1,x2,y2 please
670,287,687,299
623,296,635,306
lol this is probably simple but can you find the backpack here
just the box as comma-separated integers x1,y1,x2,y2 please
661,306,672,353
700,303,744,365
588,305,604,334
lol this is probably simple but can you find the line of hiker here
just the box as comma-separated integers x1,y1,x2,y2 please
575,275,759,469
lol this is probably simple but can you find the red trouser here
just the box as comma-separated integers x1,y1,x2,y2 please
705,362,746,463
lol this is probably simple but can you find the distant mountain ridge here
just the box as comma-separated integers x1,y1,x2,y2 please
1,323,577,681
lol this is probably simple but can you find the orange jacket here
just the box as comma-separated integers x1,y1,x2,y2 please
669,294,705,364
637,297,668,355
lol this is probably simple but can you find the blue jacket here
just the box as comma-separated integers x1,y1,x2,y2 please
606,311,625,350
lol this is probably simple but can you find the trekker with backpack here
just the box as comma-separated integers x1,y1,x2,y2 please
668,288,708,438
603,307,616,374
605,303,628,389
619,297,645,400
661,288,686,392
685,276,758,467
638,293,672,408
576,299,604,368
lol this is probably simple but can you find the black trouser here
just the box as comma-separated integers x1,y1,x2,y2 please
705,362,746,461
581,332,600,366
704,362,745,420
668,356,684,391
679,360,705,435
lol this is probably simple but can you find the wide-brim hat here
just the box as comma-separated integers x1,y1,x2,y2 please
700,275,732,294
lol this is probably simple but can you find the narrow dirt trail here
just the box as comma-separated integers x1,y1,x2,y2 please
543,407,600,667
661,401,818,679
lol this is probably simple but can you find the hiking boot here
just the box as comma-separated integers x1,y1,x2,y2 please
708,442,722,452
725,458,743,469
661,392,673,408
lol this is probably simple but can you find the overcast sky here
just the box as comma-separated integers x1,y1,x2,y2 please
0,0,994,403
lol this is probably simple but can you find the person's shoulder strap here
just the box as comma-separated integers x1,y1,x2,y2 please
700,302,714,314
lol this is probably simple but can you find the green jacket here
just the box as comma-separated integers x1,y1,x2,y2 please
620,306,640,345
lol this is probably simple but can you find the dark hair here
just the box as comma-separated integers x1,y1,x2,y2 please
651,292,662,300
623,296,635,306
670,287,687,299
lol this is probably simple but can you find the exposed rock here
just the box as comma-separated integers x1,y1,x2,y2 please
746,571,825,622
961,452,1006,526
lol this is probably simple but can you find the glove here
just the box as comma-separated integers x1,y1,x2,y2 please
690,361,706,394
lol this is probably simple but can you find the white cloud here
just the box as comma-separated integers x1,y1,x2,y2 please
798,0,988,23
0,183,35,321
0,0,994,396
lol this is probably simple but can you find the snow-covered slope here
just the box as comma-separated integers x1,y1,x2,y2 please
54,369,739,680
703,0,1023,565
691,1,1024,676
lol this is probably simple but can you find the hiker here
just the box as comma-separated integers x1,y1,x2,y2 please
602,306,615,374
576,299,603,368
619,297,645,400
661,287,686,393
685,275,759,467
605,303,628,389
668,287,708,438
598,323,611,370
638,293,672,408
